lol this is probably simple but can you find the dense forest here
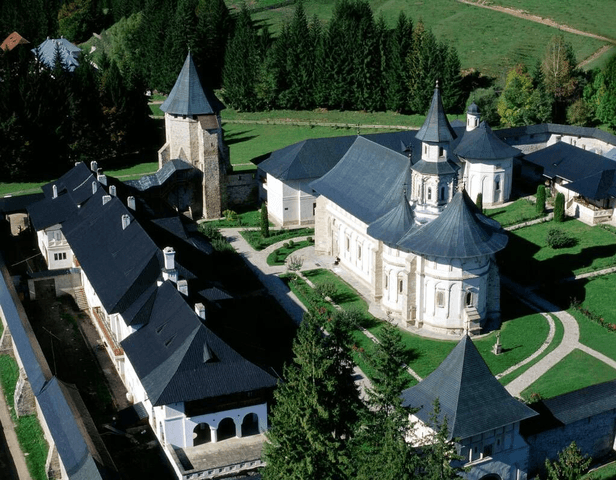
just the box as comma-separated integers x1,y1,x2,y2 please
1,0,616,181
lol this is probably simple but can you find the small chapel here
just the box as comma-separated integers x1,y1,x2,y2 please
312,83,514,336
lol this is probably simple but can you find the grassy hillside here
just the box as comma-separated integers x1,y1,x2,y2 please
249,0,608,78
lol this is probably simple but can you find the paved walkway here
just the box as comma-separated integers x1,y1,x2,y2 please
219,227,616,400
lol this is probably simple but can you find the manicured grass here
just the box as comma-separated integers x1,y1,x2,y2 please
499,219,616,283
521,349,616,401
585,461,616,480
149,103,163,116
16,415,49,480
150,93,167,102
240,227,314,250
204,207,264,228
498,313,564,386
572,274,616,326
488,0,616,41
0,355,19,413
0,182,45,198
107,162,159,178
485,198,545,227
251,0,606,78
570,305,616,363
223,121,403,166
267,240,313,265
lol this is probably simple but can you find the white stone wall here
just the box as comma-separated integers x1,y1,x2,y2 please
463,158,513,206
381,246,416,320
37,227,73,270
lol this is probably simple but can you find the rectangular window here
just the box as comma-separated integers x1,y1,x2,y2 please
399,279,403,294
385,275,388,289
313,202,317,216
346,237,350,251
54,252,67,261
436,290,445,307
357,245,362,260
439,146,444,157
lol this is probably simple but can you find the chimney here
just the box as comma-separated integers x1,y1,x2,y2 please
163,247,175,270
92,181,98,194
102,195,111,205
109,185,117,196
90,160,98,172
52,184,58,199
98,174,107,186
195,303,206,321
127,196,136,210
177,280,188,296
122,214,130,230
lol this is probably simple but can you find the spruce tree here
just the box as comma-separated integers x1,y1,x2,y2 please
554,192,565,222
536,185,546,214
260,203,269,238
385,12,413,112
195,0,231,89
475,192,483,211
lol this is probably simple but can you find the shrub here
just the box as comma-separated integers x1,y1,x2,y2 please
307,236,313,243
288,239,295,247
283,242,289,248
223,209,237,222
554,192,565,222
546,228,576,249
536,185,546,214
315,281,337,300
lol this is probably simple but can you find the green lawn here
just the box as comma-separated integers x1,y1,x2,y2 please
499,219,616,282
203,207,264,228
267,240,313,265
0,182,45,198
251,0,606,78
486,198,545,227
488,0,616,41
521,349,616,401
107,162,159,178
240,227,314,250
584,461,616,480
570,305,616,363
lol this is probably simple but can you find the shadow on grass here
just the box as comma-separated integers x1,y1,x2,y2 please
225,130,259,146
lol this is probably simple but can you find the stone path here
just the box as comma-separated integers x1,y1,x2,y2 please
218,226,616,400
559,266,616,283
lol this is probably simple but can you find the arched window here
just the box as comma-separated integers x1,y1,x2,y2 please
495,175,501,191
436,290,445,307
193,423,211,446
217,418,237,441
465,291,473,306
241,413,259,437
399,279,403,294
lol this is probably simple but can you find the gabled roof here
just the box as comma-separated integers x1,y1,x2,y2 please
310,136,412,225
160,52,225,116
62,192,162,315
367,193,417,245
0,192,44,215
397,189,507,258
121,282,277,406
564,169,616,200
1,32,29,51
401,336,537,440
258,131,415,182
33,37,81,72
415,84,457,143
496,123,616,147
125,159,200,191
524,142,616,182
455,121,520,160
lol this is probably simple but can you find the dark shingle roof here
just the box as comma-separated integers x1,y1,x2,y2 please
524,142,616,182
160,52,225,116
496,123,616,147
310,137,412,225
541,380,616,426
605,148,616,161
397,190,507,258
411,158,459,175
565,169,616,200
415,84,457,143
125,159,198,191
367,194,417,245
401,336,537,439
62,192,161,315
0,192,44,215
121,282,277,406
32,37,81,72
467,102,479,114
455,121,520,160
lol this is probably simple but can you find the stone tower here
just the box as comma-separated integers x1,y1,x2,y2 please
158,52,229,219
409,82,459,224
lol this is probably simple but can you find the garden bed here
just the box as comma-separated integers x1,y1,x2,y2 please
240,227,314,250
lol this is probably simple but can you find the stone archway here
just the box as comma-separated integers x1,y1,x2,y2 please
193,423,211,446
241,413,259,437
217,417,237,441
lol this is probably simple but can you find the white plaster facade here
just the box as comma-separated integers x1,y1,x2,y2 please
262,174,318,226
36,226,73,270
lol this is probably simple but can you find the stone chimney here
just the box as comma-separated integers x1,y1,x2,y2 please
122,214,130,230
97,169,107,186
162,247,178,283
109,185,117,196
127,196,136,210
52,185,58,199
102,195,111,205
92,181,98,194
90,161,98,172
177,280,188,296
195,303,206,321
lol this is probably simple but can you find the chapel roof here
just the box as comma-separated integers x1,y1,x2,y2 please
121,281,277,406
401,335,537,440
524,142,616,183
310,136,412,225
32,37,81,72
415,82,457,144
160,52,225,116
454,121,520,160
367,192,417,245
467,102,479,115
397,189,508,258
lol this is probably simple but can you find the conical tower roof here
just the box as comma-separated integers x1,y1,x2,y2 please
161,52,225,116
397,189,507,258
367,193,417,245
455,121,520,160
415,82,457,143
400,336,537,440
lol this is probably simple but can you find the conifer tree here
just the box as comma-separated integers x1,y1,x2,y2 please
195,0,231,89
554,192,565,222
385,12,413,112
536,185,546,214
260,203,269,238
475,192,483,211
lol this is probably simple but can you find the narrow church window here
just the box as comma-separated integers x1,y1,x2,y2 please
440,187,445,201
399,279,403,293
423,144,428,155
495,176,501,191
346,237,350,251
438,146,444,157
466,291,473,306
358,245,362,260
427,188,432,200
436,290,445,307
385,275,388,289
313,203,317,216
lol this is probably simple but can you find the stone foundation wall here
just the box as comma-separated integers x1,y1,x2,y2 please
226,173,257,207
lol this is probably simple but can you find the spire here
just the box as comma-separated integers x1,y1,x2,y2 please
415,81,457,143
160,52,225,116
